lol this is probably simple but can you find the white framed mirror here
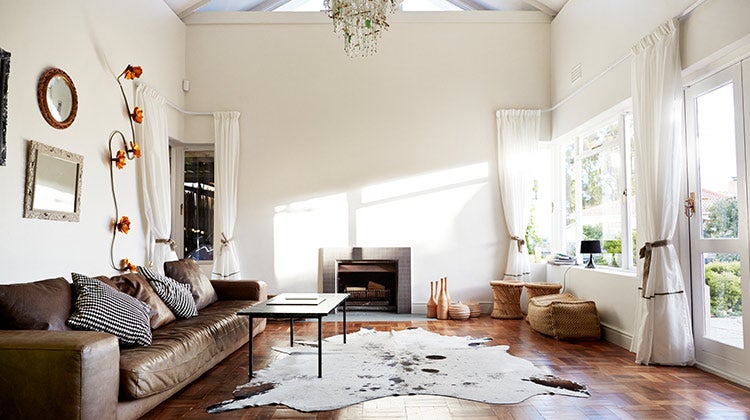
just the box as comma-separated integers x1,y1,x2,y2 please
24,140,83,222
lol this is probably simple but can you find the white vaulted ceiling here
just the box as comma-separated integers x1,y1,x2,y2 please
164,0,568,20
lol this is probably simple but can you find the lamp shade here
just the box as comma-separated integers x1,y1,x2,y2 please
580,240,602,254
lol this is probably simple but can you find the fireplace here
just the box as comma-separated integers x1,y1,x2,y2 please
337,260,397,311
320,247,411,313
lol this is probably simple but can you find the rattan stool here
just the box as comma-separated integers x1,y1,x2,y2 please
524,282,562,303
489,280,524,319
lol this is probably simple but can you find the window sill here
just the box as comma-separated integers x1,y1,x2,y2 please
546,262,637,279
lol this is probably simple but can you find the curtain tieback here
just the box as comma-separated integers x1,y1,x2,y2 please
511,236,525,253
155,238,176,251
220,233,233,255
638,239,669,297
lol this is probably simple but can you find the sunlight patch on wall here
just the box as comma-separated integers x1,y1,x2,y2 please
361,163,489,204
271,163,490,291
273,193,348,291
356,183,487,249
357,163,489,249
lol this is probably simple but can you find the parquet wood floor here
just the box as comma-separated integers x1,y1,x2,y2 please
141,317,750,419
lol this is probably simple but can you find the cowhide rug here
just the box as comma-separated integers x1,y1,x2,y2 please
208,327,589,413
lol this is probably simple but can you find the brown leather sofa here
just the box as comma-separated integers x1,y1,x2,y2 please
0,277,267,420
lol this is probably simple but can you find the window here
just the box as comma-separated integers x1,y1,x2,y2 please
171,143,215,262
527,146,553,262
556,110,636,269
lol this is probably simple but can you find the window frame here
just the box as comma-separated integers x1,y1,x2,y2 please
552,101,636,271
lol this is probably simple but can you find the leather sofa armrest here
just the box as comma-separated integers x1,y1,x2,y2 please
211,280,268,302
0,330,120,420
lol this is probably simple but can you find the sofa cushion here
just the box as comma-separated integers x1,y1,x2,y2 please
0,277,72,331
137,266,198,319
67,273,152,346
164,259,218,310
118,300,257,398
108,272,176,329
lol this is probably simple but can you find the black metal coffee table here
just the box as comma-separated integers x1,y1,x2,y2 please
237,293,349,379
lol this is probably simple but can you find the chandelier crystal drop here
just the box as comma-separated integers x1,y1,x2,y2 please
325,0,398,57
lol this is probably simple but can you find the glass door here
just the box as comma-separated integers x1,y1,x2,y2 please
685,63,750,377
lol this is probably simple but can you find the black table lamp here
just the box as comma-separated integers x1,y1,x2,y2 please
580,240,602,269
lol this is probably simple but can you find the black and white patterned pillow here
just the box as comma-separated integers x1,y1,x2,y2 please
137,266,198,319
67,273,152,346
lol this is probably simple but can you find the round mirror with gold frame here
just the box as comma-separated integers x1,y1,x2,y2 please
37,68,78,130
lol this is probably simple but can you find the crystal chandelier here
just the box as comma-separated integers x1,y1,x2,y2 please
325,0,398,57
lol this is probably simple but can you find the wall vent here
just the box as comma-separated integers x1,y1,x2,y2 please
571,63,583,84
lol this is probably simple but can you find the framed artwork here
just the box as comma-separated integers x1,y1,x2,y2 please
0,47,10,166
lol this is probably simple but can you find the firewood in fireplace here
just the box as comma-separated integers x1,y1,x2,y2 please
367,281,385,290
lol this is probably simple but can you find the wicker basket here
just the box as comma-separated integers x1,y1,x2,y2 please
466,301,481,318
449,302,471,320
527,293,600,340
489,280,524,319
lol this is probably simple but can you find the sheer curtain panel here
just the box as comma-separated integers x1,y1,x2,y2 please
496,109,540,280
136,84,178,274
630,19,695,365
211,111,242,280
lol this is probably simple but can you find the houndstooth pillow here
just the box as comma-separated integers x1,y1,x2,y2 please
137,266,198,319
67,273,152,346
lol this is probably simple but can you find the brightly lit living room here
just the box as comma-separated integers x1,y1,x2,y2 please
2,0,750,419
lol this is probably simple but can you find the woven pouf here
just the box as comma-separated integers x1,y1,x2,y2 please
489,280,524,319
527,293,601,340
524,282,562,303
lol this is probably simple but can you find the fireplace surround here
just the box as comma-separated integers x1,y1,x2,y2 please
319,247,411,313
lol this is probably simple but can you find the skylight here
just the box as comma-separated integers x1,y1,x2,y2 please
274,0,325,12
401,0,461,12
198,0,463,13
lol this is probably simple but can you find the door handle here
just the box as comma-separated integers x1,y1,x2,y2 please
685,192,696,218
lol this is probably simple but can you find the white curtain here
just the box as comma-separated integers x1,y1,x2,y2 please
136,84,178,274
496,109,541,280
630,19,695,365
211,111,242,280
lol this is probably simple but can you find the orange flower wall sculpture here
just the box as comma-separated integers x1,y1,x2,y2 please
116,216,131,234
131,107,143,124
120,258,137,272
109,64,145,272
114,149,127,169
130,141,141,158
123,65,143,80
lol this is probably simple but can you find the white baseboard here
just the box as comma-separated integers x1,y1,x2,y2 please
600,323,633,350
694,362,750,389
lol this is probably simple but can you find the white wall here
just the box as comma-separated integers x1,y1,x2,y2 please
0,0,185,283
550,0,694,138
548,0,750,348
183,12,551,308
551,0,750,138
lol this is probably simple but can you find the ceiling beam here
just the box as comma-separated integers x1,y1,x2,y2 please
518,0,557,16
177,0,214,19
